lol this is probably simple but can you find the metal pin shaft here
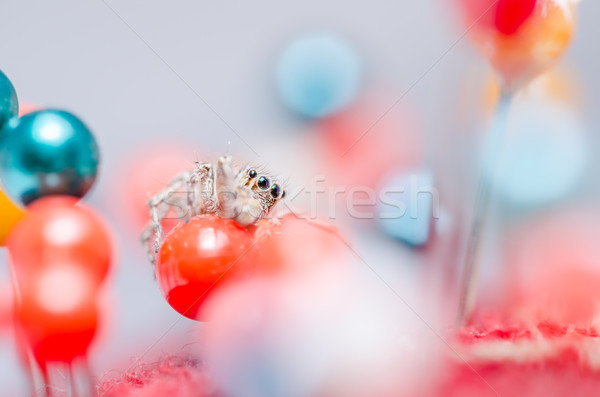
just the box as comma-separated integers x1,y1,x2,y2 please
456,90,513,326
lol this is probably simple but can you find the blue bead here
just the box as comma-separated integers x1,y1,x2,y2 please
276,33,362,119
377,170,435,248
0,70,18,132
495,101,587,208
0,110,99,205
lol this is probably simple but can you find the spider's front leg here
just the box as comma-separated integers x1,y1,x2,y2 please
141,171,193,265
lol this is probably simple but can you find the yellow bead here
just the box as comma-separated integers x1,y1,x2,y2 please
0,189,24,245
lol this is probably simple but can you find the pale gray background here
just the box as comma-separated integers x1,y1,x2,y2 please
0,0,599,395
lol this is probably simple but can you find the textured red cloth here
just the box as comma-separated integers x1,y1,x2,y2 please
436,322,600,397
97,356,215,397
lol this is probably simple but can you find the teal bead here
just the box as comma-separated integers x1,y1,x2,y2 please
0,110,99,205
0,70,18,131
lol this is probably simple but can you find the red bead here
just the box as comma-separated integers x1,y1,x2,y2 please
156,215,253,320
248,214,350,277
14,263,98,364
495,0,537,35
7,196,112,289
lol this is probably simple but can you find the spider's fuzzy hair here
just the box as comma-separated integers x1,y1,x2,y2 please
238,162,286,193
238,162,280,183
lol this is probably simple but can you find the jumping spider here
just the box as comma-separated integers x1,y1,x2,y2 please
141,155,285,265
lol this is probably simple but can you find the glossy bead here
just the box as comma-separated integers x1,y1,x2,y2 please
0,110,99,205
276,33,362,119
14,263,98,364
0,189,24,246
0,70,18,131
7,196,112,289
155,215,253,320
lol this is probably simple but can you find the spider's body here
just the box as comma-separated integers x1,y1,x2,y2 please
141,156,285,265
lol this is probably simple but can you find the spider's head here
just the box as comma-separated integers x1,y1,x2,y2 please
244,167,285,208
235,166,285,224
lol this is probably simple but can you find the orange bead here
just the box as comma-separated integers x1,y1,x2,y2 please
464,0,575,90
0,189,24,246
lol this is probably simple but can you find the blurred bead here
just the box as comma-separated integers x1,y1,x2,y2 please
377,170,435,247
7,196,112,289
0,110,99,205
460,0,575,90
276,32,362,119
0,189,24,246
495,101,587,207
201,279,324,397
202,268,440,397
14,263,98,364
0,70,18,131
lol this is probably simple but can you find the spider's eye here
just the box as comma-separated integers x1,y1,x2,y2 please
270,184,281,198
281,190,286,198
257,176,270,190
248,169,257,179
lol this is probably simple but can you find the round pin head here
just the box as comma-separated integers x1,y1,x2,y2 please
460,0,576,90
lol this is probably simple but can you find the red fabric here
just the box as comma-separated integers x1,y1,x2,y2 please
438,322,600,397
98,356,214,397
